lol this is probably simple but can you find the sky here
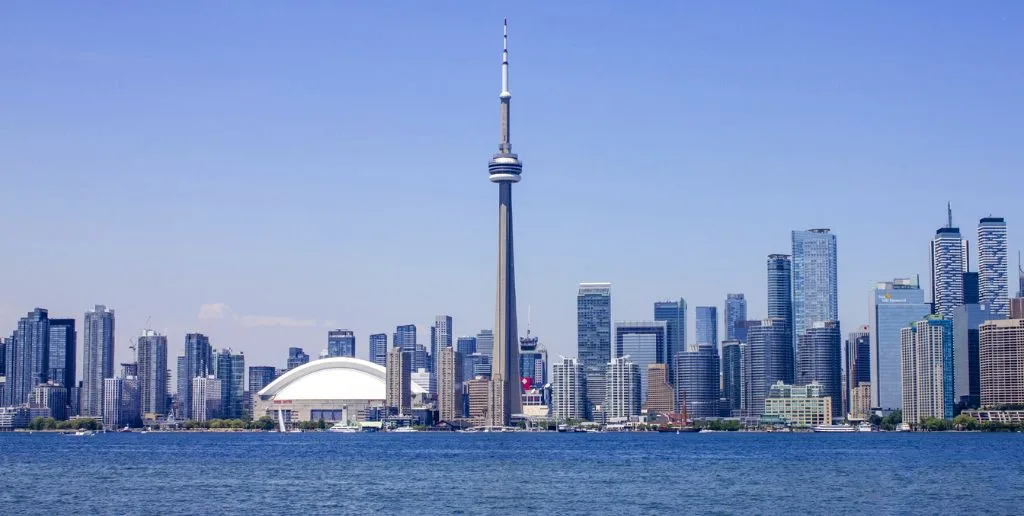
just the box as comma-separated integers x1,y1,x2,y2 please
1,2,1022,378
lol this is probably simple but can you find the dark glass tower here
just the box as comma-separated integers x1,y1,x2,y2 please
48,318,75,389
767,255,794,377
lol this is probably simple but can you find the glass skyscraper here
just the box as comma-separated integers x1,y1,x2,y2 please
47,318,75,390
614,321,667,400
4,308,50,406
430,315,453,393
978,217,1008,318
673,343,720,419
179,333,212,419
394,324,418,355
654,299,686,379
369,333,388,367
900,316,954,422
695,306,718,349
796,320,842,418
931,209,969,319
215,349,245,419
83,305,115,418
791,229,839,355
475,329,494,359
767,254,793,369
721,340,743,415
746,318,792,417
248,366,277,396
137,330,168,417
327,329,356,358
578,283,612,418
845,326,870,415
286,347,309,370
725,294,747,342
869,278,931,410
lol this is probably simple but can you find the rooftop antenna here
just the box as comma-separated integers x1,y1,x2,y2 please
947,202,953,228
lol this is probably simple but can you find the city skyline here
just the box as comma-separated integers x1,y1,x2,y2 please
1,4,1023,373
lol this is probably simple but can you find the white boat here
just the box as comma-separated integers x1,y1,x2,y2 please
857,422,875,432
813,424,856,433
71,430,95,437
391,426,418,433
897,423,911,432
328,421,360,433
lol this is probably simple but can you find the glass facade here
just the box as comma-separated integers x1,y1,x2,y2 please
578,283,612,418
394,324,417,354
845,327,870,415
746,318,792,417
614,321,667,401
791,229,839,354
725,294,747,342
137,331,168,416
796,321,842,418
215,349,245,419
767,255,793,363
47,318,75,389
673,343,720,419
869,278,930,410
721,340,742,414
931,226,967,319
327,329,356,358
82,305,115,418
978,217,1008,318
248,366,277,396
953,304,1000,409
369,333,388,367
695,306,718,349
654,299,686,379
475,329,494,359
456,336,477,355
286,346,309,370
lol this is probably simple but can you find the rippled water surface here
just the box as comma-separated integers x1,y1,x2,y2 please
2,432,1023,514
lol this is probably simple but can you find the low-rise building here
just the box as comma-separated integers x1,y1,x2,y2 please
763,381,832,428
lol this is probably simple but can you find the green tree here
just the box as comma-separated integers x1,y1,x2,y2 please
880,410,902,431
249,416,276,431
921,417,951,431
952,414,979,431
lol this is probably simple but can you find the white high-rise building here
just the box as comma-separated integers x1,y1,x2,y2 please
552,357,584,421
604,356,640,421
900,317,954,425
83,305,115,418
930,206,969,319
430,315,453,395
978,217,1008,318
191,376,222,423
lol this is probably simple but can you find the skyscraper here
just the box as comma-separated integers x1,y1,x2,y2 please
931,206,968,319
394,324,417,355
248,366,277,396
475,329,494,359
900,316,954,423
487,20,524,428
47,318,75,390
767,254,793,367
1018,251,1024,298
437,346,463,422
845,327,870,416
578,283,612,419
286,347,309,370
179,333,212,420
613,321,667,400
725,294,747,342
519,330,547,388
962,272,980,304
215,349,245,419
721,340,743,415
552,357,584,421
605,357,641,420
5,309,49,406
327,329,356,358
673,343,720,419
369,333,388,367
191,376,222,423
385,348,411,416
746,318,792,417
869,278,931,410
643,364,675,415
654,299,686,378
457,336,477,355
137,330,168,417
431,315,453,394
978,217,1008,318
83,305,115,418
695,306,718,348
792,229,839,355
954,303,997,409
796,321,842,418
979,318,1024,407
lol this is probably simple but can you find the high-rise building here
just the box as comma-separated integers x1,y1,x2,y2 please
475,329,494,359
83,305,115,418
519,331,547,389
465,377,491,423
792,229,839,356
954,304,999,409
695,306,718,348
191,376,222,423
844,327,870,417
30,382,68,420
394,324,417,355
552,357,584,421
385,348,411,416
179,333,213,420
431,315,453,394
962,272,980,304
4,309,50,406
721,340,743,415
767,254,793,367
248,366,277,396
1018,252,1024,298
978,217,1008,318
437,346,463,422
931,206,969,319
47,318,75,389
654,299,686,378
102,377,123,429
368,333,388,367
746,318,792,417
869,277,931,410
457,336,477,355
725,294,747,342
286,347,309,370
215,349,245,419
136,330,168,417
578,283,612,419
979,318,1024,406
673,343,720,419
900,316,954,424
613,321,667,400
796,321,842,418
605,357,640,421
327,329,356,358
643,364,675,414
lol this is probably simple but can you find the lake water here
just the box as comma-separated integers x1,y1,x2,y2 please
2,432,1023,514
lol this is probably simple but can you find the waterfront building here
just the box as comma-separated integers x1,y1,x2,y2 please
605,357,640,421
979,318,1024,406
327,329,356,358
552,357,585,421
102,377,123,429
136,330,168,417
83,305,115,418
725,294,747,342
721,340,743,415
954,304,999,408
191,376,222,423
47,318,75,390
766,254,793,365
437,346,462,422
870,277,931,410
763,381,832,428
465,377,491,423
614,321,667,400
695,306,718,348
29,382,68,420
179,333,213,420
792,229,839,357
386,348,412,416
931,206,969,319
900,316,954,424
654,299,687,379
286,347,309,371
369,333,388,367
978,217,1009,318
796,321,842,418
746,318,793,416
849,382,871,420
215,349,245,419
4,309,49,406
845,327,870,416
578,282,612,419
644,364,675,414
673,343,720,419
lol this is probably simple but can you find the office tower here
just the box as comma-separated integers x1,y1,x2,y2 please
457,336,477,355
121,362,138,378
605,357,640,420
654,299,686,378
175,356,187,419
475,329,494,359
796,321,842,418
369,333,388,367
394,324,417,355
931,206,969,319
519,331,547,388
1014,298,1024,319
900,316,954,423
578,283,612,419
745,318,792,417
437,346,463,422
962,272,980,305
767,254,794,364
979,318,1024,406
248,366,277,396
0,337,5,377
286,347,309,370
644,364,675,414
30,382,68,420
978,217,1009,317
385,348,411,416
411,344,429,375
4,309,50,406
82,305,115,418
613,321,667,401
845,327,870,416
431,315,453,394
1018,252,1024,298
954,304,997,409
725,294,747,342
695,306,718,348
721,340,743,415
869,277,931,409
47,318,75,389
191,376,222,422
120,367,141,428
215,349,245,419
327,329,356,358
552,357,584,421
137,330,168,416
792,229,839,353
673,343,720,419
179,333,213,420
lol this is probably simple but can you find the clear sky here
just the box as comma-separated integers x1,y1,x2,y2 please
1,3,1021,375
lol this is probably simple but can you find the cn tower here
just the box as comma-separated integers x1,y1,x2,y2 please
488,18,522,426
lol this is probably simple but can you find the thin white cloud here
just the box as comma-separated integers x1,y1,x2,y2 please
198,303,231,320
198,303,316,328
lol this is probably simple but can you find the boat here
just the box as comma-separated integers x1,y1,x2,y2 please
71,430,95,437
857,422,875,432
813,424,856,433
328,421,360,433
556,424,569,433
897,423,911,432
391,426,418,433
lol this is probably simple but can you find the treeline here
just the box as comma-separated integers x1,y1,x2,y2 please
693,419,743,431
951,414,1024,432
180,416,276,431
27,418,102,431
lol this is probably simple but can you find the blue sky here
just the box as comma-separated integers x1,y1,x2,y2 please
1,2,1021,373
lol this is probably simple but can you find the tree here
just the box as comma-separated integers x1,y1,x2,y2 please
921,417,951,431
952,414,978,431
880,410,902,431
249,416,276,431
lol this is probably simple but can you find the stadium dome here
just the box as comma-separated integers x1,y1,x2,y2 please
258,357,426,400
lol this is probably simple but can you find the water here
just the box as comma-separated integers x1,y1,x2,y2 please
2,432,1023,514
